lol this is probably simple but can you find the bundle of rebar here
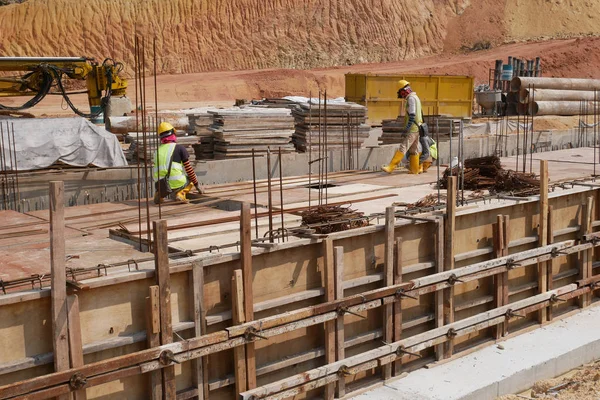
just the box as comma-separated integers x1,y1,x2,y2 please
300,204,369,234
439,155,539,194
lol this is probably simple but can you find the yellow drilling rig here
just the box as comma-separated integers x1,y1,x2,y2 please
0,56,131,118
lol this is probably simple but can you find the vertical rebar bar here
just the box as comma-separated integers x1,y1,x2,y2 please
318,91,322,205
267,147,273,243
278,147,285,242
324,90,328,205
153,36,162,220
134,36,142,251
0,123,8,210
10,122,19,210
436,117,440,204
141,37,151,248
251,148,259,239
6,123,16,210
530,85,535,174
460,119,465,205
308,93,312,210
355,112,359,171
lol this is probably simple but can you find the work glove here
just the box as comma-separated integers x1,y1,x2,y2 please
195,183,204,194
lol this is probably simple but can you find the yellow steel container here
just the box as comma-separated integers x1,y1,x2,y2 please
345,73,474,125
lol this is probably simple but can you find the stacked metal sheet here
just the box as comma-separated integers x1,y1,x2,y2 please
291,102,369,152
207,108,295,159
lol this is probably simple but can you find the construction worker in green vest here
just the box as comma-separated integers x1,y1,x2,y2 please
381,80,425,174
153,122,203,204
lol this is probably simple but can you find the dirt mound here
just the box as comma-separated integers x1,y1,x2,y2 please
2,0,599,75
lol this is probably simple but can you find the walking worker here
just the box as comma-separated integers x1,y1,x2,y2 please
153,122,203,204
381,79,423,174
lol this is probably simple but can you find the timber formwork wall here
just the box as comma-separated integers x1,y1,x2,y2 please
1,176,600,399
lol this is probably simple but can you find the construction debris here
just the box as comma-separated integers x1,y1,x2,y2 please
395,193,447,209
300,204,369,234
438,155,540,194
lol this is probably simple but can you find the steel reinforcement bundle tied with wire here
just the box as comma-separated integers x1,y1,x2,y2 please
300,204,369,234
439,155,540,195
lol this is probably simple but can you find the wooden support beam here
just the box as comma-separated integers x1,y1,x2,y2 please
66,295,87,400
146,286,162,400
547,206,554,321
579,196,594,308
434,218,445,360
443,177,456,358
334,246,345,398
493,215,505,340
322,240,335,400
232,269,247,396
393,238,403,376
502,215,510,337
240,203,256,389
190,264,208,399
382,207,394,380
153,220,176,399
49,181,70,400
538,160,549,323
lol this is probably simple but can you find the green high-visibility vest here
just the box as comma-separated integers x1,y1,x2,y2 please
153,143,187,189
404,92,423,133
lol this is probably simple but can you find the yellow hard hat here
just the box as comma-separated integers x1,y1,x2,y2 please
398,79,410,89
158,122,175,137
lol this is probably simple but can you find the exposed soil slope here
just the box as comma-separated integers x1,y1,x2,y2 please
2,0,599,74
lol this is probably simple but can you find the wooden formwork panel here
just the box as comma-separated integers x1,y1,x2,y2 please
0,187,599,399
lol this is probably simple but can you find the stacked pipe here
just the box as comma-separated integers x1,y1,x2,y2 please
502,57,542,115
512,77,600,116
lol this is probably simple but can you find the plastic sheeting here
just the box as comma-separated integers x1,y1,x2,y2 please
0,117,127,171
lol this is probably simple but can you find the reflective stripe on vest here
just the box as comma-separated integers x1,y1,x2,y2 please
404,92,423,133
153,143,187,189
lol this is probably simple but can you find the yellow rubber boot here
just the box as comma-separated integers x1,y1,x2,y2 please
175,183,194,203
381,151,404,174
408,154,421,174
422,161,432,172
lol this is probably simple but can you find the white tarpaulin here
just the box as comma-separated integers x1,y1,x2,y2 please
0,117,127,171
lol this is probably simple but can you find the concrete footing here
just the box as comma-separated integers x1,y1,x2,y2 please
351,305,600,400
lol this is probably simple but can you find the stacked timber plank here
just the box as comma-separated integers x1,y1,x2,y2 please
512,77,600,116
208,108,295,159
125,133,199,162
291,101,370,152
188,113,215,160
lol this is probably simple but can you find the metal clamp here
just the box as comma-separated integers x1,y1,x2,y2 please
446,328,457,339
447,273,464,286
336,306,366,319
395,289,417,300
506,258,521,270
244,327,268,341
550,294,567,303
159,350,180,365
550,247,568,258
395,346,421,358
505,309,525,319
338,365,353,377
209,245,220,253
69,372,87,390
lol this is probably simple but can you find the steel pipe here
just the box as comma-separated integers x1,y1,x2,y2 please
528,101,599,116
512,77,600,92
519,88,600,103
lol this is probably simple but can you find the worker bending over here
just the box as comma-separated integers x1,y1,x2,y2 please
153,122,203,204
382,80,427,174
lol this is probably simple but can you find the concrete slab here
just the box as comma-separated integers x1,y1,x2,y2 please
351,305,600,400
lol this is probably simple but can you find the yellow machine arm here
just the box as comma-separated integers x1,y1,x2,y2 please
0,57,128,117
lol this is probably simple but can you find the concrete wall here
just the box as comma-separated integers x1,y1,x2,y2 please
3,128,593,211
